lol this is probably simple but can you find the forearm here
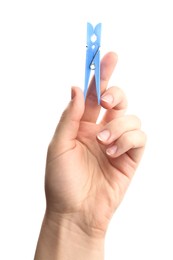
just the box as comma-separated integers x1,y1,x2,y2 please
34,211,105,260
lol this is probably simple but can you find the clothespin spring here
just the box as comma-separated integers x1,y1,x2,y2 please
89,47,100,70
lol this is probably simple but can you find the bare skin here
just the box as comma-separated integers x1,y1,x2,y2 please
34,52,146,260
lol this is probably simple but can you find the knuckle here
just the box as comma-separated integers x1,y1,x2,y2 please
124,133,134,147
114,116,125,129
130,115,142,128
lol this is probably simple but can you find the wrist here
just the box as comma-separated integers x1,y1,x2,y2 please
34,210,105,260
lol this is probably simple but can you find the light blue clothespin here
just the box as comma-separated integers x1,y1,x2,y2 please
84,23,102,104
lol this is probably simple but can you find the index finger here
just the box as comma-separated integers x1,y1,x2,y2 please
81,52,118,123
100,86,128,125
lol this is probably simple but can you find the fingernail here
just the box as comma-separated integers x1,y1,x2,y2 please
97,130,110,142
106,145,118,156
101,94,114,104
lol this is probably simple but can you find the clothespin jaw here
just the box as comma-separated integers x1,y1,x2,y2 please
84,23,102,104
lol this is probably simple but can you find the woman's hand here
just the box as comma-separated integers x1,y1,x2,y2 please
45,52,146,237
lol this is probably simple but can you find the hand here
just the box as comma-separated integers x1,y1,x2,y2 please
45,52,146,238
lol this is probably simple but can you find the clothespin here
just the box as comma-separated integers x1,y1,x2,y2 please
84,23,102,104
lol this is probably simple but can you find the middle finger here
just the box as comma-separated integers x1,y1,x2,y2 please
97,115,141,145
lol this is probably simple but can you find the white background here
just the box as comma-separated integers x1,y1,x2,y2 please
0,0,173,259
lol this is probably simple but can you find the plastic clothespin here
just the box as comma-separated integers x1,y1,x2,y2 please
84,22,102,104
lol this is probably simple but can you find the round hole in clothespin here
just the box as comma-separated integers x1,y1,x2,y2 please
92,44,95,49
90,63,95,70
91,34,97,42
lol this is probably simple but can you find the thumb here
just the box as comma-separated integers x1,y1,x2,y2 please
51,87,85,153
